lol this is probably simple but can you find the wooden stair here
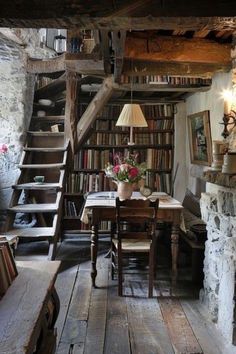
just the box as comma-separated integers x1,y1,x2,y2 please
3,73,67,260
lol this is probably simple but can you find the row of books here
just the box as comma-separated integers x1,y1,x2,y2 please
87,132,174,146
93,117,174,131
0,239,18,298
120,75,212,86
73,148,173,171
146,149,173,170
145,172,172,195
64,200,80,217
66,172,110,193
79,103,174,119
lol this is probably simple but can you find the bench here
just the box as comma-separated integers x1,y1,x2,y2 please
179,189,206,284
0,260,60,354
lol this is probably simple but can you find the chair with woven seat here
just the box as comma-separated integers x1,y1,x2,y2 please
111,197,159,297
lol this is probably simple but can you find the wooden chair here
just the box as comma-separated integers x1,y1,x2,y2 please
111,197,159,297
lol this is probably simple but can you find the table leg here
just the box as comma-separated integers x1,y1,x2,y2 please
171,224,179,282
91,224,98,287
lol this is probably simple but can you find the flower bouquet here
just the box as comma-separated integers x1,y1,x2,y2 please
105,152,146,184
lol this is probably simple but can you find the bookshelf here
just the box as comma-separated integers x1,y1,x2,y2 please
63,103,175,233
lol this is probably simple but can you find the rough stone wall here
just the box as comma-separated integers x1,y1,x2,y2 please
200,183,236,344
0,29,55,230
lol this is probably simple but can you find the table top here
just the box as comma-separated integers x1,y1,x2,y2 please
81,191,183,224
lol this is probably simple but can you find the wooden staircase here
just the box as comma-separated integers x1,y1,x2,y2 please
3,75,67,260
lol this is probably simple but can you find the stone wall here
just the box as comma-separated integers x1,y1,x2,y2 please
0,29,55,230
200,182,236,347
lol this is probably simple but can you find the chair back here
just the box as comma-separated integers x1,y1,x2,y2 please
115,197,159,241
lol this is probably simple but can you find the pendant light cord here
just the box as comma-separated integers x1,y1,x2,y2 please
131,58,133,104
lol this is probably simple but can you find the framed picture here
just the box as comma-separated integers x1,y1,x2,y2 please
188,110,212,166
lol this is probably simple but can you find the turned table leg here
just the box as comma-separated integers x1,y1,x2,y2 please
171,224,179,282
91,224,98,287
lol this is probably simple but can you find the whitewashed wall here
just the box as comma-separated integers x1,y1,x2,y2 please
174,71,234,200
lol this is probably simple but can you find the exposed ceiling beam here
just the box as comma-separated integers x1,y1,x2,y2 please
113,30,126,83
1,1,236,30
125,33,231,65
27,55,66,74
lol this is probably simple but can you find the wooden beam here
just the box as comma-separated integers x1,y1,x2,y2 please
1,1,236,29
76,77,114,148
65,53,104,77
100,30,112,75
27,55,65,74
123,59,231,78
125,33,231,65
65,71,81,154
113,30,126,83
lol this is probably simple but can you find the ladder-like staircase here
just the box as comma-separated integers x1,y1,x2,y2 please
3,74,67,259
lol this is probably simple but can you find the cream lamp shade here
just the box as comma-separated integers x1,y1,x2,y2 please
116,104,148,145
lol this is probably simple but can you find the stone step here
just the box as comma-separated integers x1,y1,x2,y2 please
31,115,65,122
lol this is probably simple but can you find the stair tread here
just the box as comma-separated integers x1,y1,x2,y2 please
19,163,65,169
3,228,55,237
24,147,67,152
8,204,58,213
31,115,65,120
27,131,64,136
13,182,62,190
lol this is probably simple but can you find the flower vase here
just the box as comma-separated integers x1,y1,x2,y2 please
117,181,133,200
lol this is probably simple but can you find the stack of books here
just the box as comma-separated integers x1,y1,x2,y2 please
0,238,18,299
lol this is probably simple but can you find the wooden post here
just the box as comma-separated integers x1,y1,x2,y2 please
76,76,114,148
64,71,81,154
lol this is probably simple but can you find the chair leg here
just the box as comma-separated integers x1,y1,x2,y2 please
118,247,123,296
111,242,115,280
148,248,154,298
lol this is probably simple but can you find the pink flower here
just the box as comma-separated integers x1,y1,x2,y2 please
0,144,8,153
129,167,139,178
113,165,120,174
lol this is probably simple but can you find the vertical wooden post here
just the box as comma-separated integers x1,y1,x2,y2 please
64,71,81,154
231,33,236,87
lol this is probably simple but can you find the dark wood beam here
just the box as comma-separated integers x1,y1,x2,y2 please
65,72,81,154
27,55,65,74
123,59,231,78
100,30,112,75
65,53,104,77
125,34,231,65
113,30,126,83
1,1,236,30
77,77,114,148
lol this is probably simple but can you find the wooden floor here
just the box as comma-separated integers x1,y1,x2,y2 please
15,237,229,354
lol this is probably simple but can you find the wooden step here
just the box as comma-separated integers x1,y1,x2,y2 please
8,204,58,213
24,147,67,152
31,116,65,122
27,131,64,137
12,182,62,190
3,227,55,238
18,163,65,169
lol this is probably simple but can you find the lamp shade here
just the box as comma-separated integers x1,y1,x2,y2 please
116,104,148,127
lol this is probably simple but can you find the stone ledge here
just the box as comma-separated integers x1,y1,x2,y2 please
203,170,236,188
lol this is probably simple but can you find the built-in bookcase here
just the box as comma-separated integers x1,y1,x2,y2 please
63,102,175,233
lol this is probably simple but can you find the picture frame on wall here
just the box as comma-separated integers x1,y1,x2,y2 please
188,110,212,166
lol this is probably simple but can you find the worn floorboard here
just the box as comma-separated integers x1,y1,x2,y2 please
14,239,229,354
159,298,203,354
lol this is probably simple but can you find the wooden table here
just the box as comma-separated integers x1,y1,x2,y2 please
0,261,60,354
81,192,183,287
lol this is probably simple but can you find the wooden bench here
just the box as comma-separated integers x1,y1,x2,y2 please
0,260,60,354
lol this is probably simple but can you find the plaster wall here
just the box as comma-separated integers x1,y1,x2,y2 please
0,29,54,229
176,71,234,198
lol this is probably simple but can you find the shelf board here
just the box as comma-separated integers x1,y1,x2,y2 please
82,144,173,149
64,192,84,196
93,129,174,134
96,116,174,121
